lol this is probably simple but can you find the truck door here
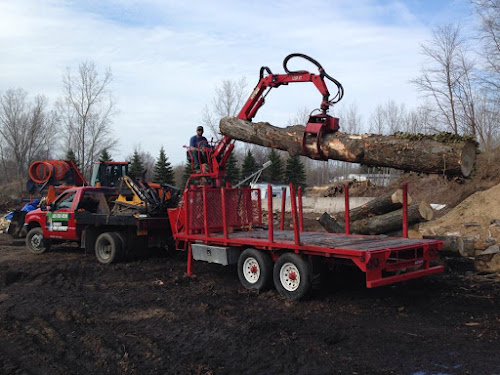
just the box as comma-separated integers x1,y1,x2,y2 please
45,190,79,240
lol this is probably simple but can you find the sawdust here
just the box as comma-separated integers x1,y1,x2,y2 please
420,182,500,252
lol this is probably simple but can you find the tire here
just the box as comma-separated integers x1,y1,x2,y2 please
237,248,272,291
273,253,312,300
26,227,51,254
95,232,123,264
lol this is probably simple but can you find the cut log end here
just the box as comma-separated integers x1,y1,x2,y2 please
391,189,413,205
460,142,477,178
418,201,434,221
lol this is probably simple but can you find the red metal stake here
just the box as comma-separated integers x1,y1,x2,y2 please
184,190,190,235
221,188,228,241
344,183,350,235
289,184,301,246
298,186,304,232
402,182,408,238
280,187,286,230
267,185,274,243
203,184,209,239
186,243,193,277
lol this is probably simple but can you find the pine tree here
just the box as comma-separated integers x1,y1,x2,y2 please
284,154,306,187
99,148,113,162
241,150,258,185
262,149,284,184
65,149,80,168
129,150,145,178
181,162,193,188
224,154,240,185
153,147,175,185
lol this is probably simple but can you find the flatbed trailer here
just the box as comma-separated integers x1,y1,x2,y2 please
168,183,444,300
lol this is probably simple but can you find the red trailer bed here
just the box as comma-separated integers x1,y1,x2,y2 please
168,184,443,298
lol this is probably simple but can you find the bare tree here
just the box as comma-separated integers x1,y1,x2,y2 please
201,77,248,140
473,93,500,153
58,61,116,178
473,0,500,91
368,105,386,134
412,23,472,135
0,89,57,188
337,103,364,134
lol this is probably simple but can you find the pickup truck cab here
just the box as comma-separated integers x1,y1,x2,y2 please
24,186,173,264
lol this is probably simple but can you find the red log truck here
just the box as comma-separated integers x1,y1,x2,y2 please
25,54,444,300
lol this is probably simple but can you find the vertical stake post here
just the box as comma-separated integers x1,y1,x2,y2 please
403,182,408,238
289,183,301,246
267,185,273,243
280,187,286,230
298,186,304,232
344,183,350,235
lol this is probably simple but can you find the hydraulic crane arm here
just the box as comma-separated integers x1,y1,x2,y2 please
207,53,344,185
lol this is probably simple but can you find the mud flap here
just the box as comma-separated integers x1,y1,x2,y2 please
7,210,27,238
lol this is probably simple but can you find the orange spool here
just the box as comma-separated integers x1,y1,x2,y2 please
29,160,71,183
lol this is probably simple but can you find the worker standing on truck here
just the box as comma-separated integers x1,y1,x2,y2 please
189,126,208,172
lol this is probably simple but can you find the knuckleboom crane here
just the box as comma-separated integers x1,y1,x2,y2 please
187,53,344,187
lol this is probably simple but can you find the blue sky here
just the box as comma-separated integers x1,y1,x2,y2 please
0,0,473,165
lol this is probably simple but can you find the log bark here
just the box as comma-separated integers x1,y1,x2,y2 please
319,201,434,235
423,235,475,255
220,117,477,177
333,189,412,223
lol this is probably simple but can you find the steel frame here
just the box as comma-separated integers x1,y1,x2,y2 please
171,183,444,286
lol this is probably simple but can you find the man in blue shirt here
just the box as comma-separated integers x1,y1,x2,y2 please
189,125,208,171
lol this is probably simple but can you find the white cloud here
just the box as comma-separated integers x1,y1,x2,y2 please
0,0,471,165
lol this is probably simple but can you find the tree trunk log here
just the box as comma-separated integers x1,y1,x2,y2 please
333,189,412,223
319,201,434,235
219,117,477,177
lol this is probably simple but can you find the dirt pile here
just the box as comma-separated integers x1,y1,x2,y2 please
419,183,500,272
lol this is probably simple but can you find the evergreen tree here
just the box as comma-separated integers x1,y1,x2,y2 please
153,147,175,185
65,149,80,168
99,148,113,162
284,154,306,187
262,149,284,184
181,162,193,188
129,150,145,178
240,150,258,184
224,154,240,185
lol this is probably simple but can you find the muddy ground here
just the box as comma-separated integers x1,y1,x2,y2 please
0,232,499,375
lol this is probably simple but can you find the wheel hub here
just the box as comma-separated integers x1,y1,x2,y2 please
31,234,42,249
280,262,301,291
242,257,260,284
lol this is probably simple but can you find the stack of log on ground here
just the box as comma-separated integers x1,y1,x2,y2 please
318,189,434,236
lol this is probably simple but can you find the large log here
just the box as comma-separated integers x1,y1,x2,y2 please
319,201,434,235
333,189,412,223
219,117,477,177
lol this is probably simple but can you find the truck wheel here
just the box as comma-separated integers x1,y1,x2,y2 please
95,232,123,264
273,253,312,300
237,248,272,291
26,227,51,254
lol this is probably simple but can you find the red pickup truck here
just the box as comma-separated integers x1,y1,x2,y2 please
24,186,173,264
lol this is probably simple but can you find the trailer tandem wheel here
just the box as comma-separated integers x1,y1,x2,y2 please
95,232,123,264
237,248,272,291
26,227,51,254
273,253,312,300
